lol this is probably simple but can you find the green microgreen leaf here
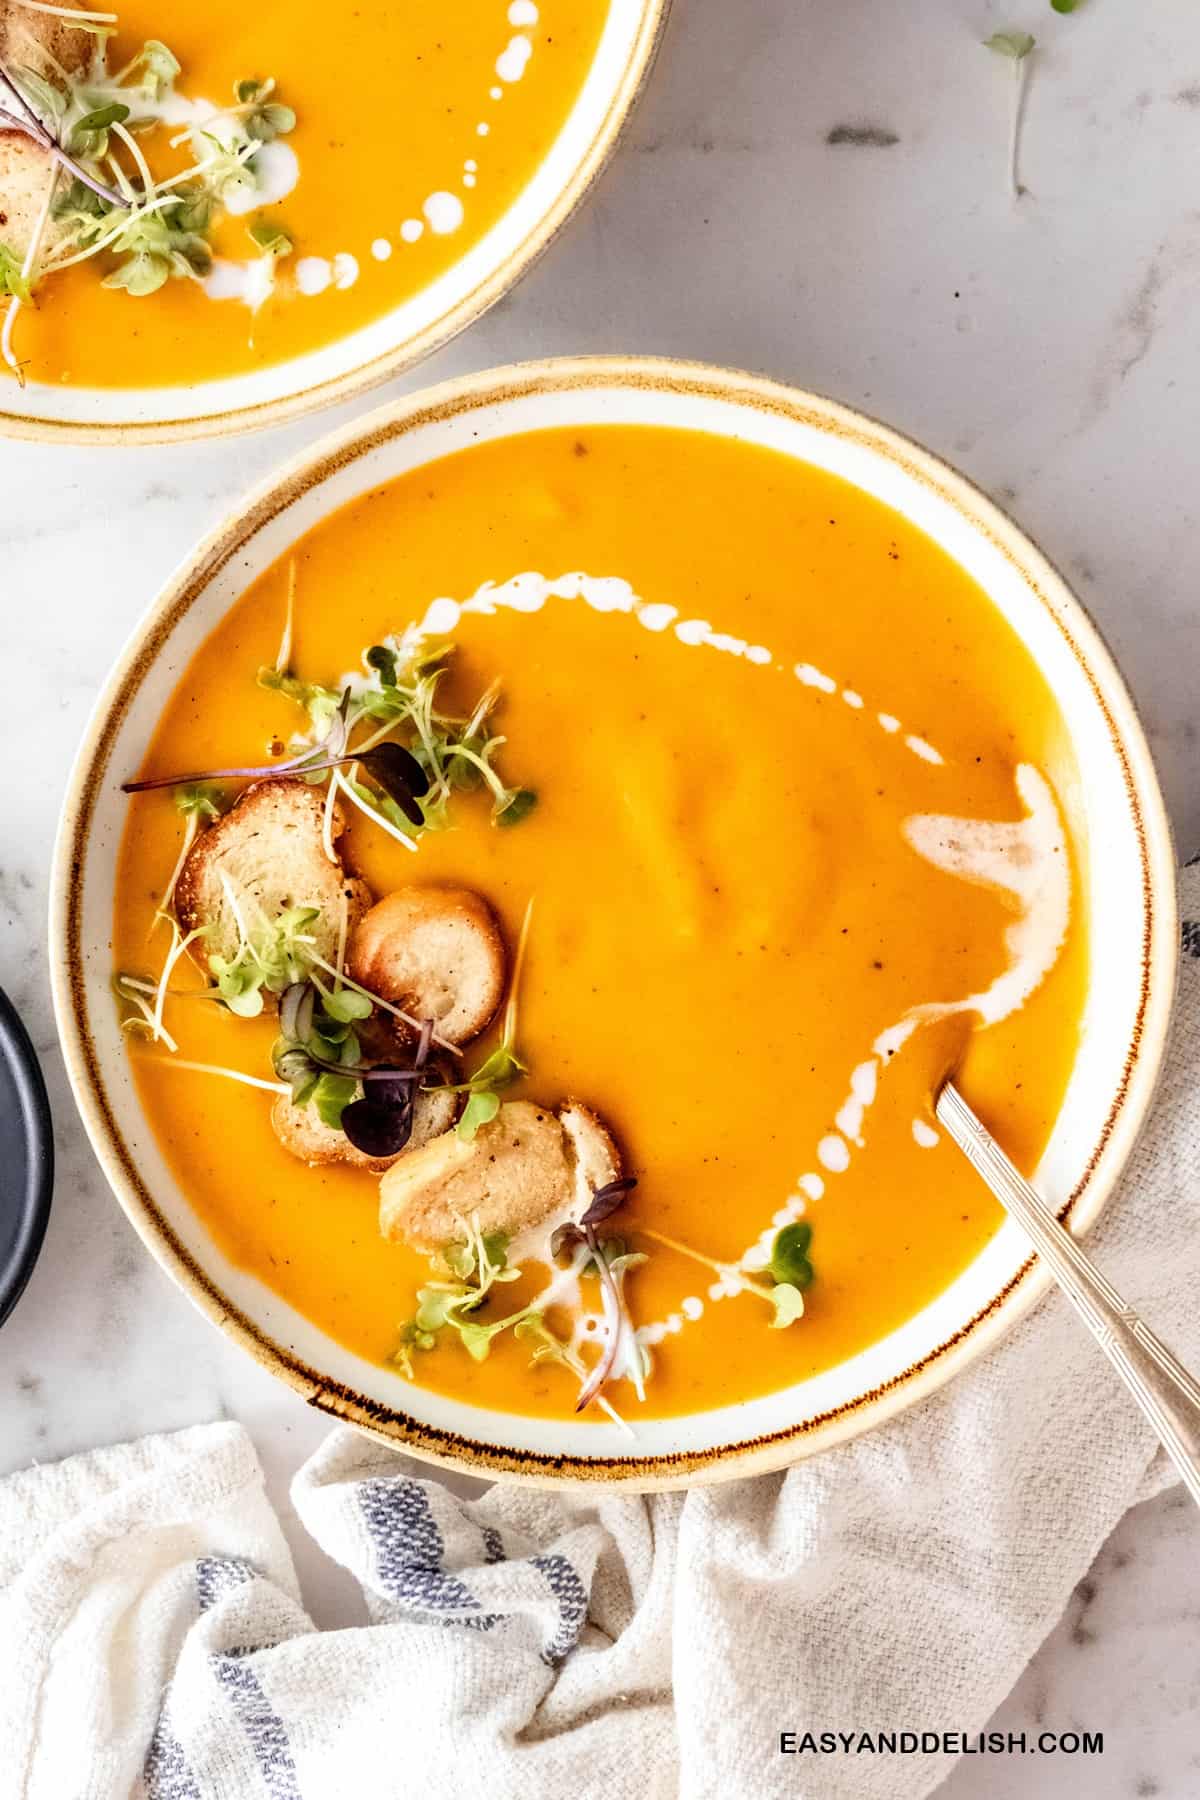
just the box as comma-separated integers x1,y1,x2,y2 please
985,30,1036,59
769,1221,814,1289
73,101,130,134
173,781,224,821
767,1283,806,1329
0,243,33,305
1050,0,1080,11
102,251,169,296
313,1071,357,1129
248,218,293,257
365,644,398,685
458,1090,501,1140
496,788,538,827
320,986,373,1024
257,666,343,734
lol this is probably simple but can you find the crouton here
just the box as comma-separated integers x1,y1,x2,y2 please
271,1082,459,1173
559,1101,622,1211
175,777,372,973
0,6,91,259
378,1099,572,1252
348,886,505,1048
378,1097,626,1253
0,0,89,65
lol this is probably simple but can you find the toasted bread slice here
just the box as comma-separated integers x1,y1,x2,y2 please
378,1099,572,1251
0,137,58,261
0,0,91,64
271,1083,459,1173
348,886,505,1048
559,1101,622,1212
0,6,91,258
175,777,372,973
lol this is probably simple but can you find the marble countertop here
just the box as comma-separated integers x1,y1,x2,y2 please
2,0,1198,1792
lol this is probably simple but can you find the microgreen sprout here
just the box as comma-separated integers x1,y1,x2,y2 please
512,1315,632,1434
984,31,1036,199
352,641,537,832
546,1179,646,1409
208,894,321,1017
149,781,224,931
639,1220,813,1329
394,1187,647,1422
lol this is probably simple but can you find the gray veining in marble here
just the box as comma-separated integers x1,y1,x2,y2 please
1,1,1198,1792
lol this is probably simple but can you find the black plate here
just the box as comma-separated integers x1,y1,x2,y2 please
0,988,53,1327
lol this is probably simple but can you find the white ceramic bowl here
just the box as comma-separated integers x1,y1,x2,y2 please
1,3,667,444
50,357,1179,1487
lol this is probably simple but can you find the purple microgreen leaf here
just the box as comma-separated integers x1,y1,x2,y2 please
362,740,430,800
360,1063,422,1108
340,1096,416,1158
279,981,306,1041
550,1222,586,1259
580,1175,637,1229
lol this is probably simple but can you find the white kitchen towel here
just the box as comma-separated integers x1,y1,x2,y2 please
1,863,1197,1800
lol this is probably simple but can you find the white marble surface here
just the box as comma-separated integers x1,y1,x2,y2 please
2,0,1199,1792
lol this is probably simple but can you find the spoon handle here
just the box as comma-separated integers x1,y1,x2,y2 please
937,1082,1200,1508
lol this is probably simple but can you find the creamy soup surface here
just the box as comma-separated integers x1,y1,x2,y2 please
113,425,1088,1424
1,0,609,388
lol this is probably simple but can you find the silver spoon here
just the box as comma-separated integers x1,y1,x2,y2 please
937,1082,1200,1507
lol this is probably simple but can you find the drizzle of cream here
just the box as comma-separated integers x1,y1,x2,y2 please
905,735,944,766
834,1060,878,1146
371,238,393,261
496,35,534,83
227,140,299,214
295,257,332,296
817,1133,851,1173
400,219,424,243
423,191,465,235
201,257,276,311
913,1119,940,1148
332,252,360,290
903,764,1070,1027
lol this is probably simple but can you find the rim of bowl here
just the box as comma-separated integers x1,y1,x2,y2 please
49,355,1180,1488
0,1,671,447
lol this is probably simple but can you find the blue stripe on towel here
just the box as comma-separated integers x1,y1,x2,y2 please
192,1557,301,1799
210,1654,302,1800
143,1710,202,1800
196,1555,257,1613
530,1552,590,1666
358,1477,504,1630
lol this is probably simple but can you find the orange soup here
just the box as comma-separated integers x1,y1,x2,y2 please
113,425,1088,1424
0,0,609,387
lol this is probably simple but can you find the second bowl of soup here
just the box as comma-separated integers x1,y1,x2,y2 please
0,0,665,438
